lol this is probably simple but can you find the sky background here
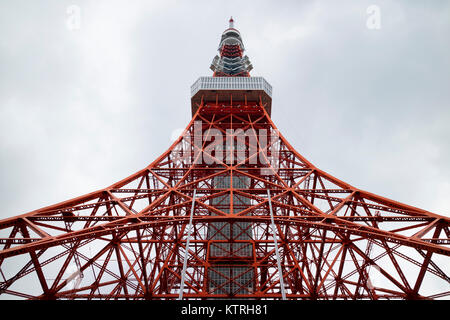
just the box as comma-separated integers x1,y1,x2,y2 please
0,0,449,220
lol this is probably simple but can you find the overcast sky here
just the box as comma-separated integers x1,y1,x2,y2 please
0,0,449,220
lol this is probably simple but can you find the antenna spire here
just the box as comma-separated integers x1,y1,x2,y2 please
229,16,234,29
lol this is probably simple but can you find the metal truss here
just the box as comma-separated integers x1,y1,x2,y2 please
0,102,449,300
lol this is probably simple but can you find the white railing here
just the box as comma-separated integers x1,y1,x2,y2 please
191,76,272,98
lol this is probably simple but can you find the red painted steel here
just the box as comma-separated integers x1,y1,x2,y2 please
0,101,449,300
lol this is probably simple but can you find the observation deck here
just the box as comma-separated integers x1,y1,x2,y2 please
190,76,273,116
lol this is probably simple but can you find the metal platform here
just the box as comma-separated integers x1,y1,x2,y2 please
191,76,273,116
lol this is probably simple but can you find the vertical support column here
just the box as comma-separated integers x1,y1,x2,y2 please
178,189,197,300
267,189,287,300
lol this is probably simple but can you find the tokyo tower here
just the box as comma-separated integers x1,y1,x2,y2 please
0,18,449,300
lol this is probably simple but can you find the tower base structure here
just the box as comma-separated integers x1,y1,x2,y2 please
1,97,449,300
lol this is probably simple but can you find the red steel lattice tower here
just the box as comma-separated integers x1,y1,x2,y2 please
0,18,449,300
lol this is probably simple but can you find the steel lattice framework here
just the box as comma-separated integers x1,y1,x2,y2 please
0,19,449,300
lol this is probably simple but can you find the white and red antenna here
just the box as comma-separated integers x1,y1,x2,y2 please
229,16,234,29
